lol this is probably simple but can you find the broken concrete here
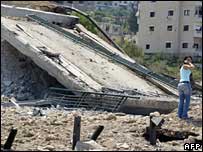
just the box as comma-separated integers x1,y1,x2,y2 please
1,105,202,151
1,4,79,27
1,16,166,94
75,140,105,151
1,40,63,100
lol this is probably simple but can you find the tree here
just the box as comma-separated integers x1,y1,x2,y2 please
128,11,138,34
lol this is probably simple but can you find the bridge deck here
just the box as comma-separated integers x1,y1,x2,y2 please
1,17,165,94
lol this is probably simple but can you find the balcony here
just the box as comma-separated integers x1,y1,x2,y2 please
193,25,202,38
194,31,202,38
193,49,202,57
194,14,202,22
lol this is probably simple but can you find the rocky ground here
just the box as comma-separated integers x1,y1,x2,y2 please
1,103,202,151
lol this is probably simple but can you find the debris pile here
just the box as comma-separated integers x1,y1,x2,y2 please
1,104,202,151
1,41,63,100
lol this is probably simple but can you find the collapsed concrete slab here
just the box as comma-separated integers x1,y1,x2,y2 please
3,5,197,114
1,16,166,93
1,4,79,27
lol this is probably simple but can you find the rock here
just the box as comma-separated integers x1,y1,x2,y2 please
44,145,55,151
37,146,46,151
28,96,35,100
16,93,30,101
33,108,40,116
171,141,179,146
24,132,35,137
104,114,117,120
184,138,190,144
150,111,160,117
124,119,137,123
45,135,59,141
75,140,105,151
117,143,129,149
187,136,196,143
115,112,126,116
3,81,13,86
128,127,137,132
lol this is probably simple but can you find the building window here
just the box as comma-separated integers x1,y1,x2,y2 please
182,43,188,48
184,10,190,16
167,25,173,31
193,43,199,49
194,25,202,33
105,25,110,32
195,6,202,17
168,10,174,16
146,44,150,49
149,26,154,31
183,25,189,31
166,42,171,48
150,12,155,17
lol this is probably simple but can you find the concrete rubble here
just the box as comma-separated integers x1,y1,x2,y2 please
1,41,63,100
1,104,202,151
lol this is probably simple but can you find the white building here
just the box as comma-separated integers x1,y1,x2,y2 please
137,1,202,57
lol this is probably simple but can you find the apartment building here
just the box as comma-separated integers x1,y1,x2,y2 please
137,1,202,57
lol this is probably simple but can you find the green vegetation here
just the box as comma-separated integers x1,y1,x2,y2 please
115,38,144,58
143,55,202,81
116,40,202,81
128,11,138,33
71,12,99,35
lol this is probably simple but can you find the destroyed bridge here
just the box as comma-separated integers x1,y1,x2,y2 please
1,4,202,115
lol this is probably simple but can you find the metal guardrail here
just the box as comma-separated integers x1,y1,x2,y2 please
26,15,200,92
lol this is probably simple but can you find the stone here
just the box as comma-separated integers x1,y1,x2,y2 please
16,93,31,101
104,114,117,120
45,135,59,141
187,136,196,143
28,96,35,100
75,140,105,151
33,108,40,116
115,112,126,116
3,80,13,86
116,143,130,149
44,145,55,151
150,111,160,117
128,127,137,132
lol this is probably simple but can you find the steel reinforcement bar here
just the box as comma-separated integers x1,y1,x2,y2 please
43,87,141,112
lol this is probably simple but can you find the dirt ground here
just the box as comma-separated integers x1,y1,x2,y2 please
1,103,202,151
